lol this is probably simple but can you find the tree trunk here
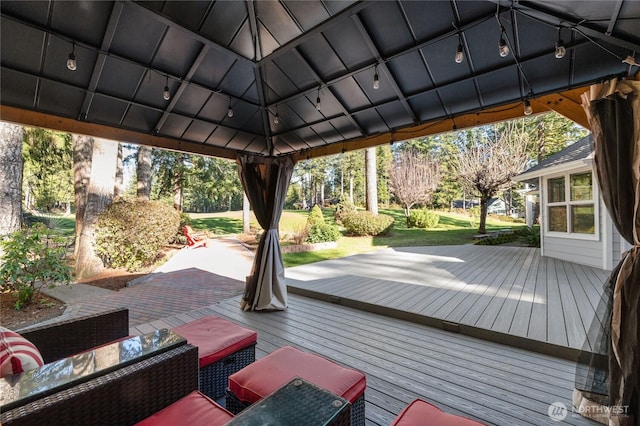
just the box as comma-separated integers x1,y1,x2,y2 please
479,194,489,234
73,135,93,257
172,154,185,211
0,123,23,235
365,147,378,215
136,145,152,200
349,170,354,204
243,192,250,234
75,138,118,280
114,143,124,198
320,178,325,207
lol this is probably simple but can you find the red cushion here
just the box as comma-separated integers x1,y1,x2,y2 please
228,345,366,404
173,316,257,368
391,399,485,426
0,327,44,377
135,391,233,425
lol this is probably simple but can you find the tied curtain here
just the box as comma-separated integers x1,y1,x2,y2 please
236,155,295,311
576,79,640,426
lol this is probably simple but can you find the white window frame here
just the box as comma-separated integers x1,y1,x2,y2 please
543,167,599,241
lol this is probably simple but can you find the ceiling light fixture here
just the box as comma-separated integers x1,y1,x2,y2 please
162,76,170,101
555,27,566,59
227,97,234,118
455,33,464,64
498,27,509,58
67,43,77,71
524,99,533,116
274,106,279,124
373,65,380,90
315,87,321,111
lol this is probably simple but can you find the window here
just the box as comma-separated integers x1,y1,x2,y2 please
546,171,595,235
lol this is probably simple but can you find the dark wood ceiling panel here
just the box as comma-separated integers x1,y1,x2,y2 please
474,68,522,106
263,61,298,99
43,39,97,87
420,36,469,86
330,116,363,140
1,17,44,73
330,77,370,111
514,13,558,59
273,102,306,130
376,103,412,130
408,91,447,122
323,20,372,71
50,1,113,45
183,119,216,143
235,104,264,135
271,52,319,94
386,51,433,94
191,50,236,89
297,33,347,81
353,109,389,134
520,55,571,96
160,1,212,32
401,0,454,41
85,95,128,125
96,57,146,99
358,2,414,57
133,71,175,110
38,81,85,118
572,43,628,84
242,82,260,104
463,18,504,73
160,114,192,139
208,125,238,147
112,5,166,65
323,1,356,16
198,94,230,123
258,23,281,59
0,1,49,27
200,1,247,49
352,69,397,105
219,61,256,98
229,20,255,60
255,1,302,46
282,1,330,31
152,27,204,77
438,80,483,115
311,121,342,144
122,105,163,133
172,85,211,117
288,95,324,124
0,70,37,108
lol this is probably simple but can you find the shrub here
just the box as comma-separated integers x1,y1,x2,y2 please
334,195,357,224
474,232,518,245
408,208,439,229
307,205,325,227
305,205,340,243
95,200,180,272
0,223,72,310
515,226,540,247
342,211,394,236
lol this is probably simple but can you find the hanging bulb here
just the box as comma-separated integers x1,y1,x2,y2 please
315,96,321,111
524,99,533,116
455,43,464,64
67,43,77,71
498,36,509,57
373,72,380,90
162,76,170,101
274,112,279,124
227,98,234,118
555,41,566,59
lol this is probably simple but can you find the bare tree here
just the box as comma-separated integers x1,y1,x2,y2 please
456,122,530,233
136,145,152,200
389,149,441,225
0,123,23,235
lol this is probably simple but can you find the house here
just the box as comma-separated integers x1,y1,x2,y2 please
513,135,628,270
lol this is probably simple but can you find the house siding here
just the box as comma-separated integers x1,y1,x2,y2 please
543,236,604,268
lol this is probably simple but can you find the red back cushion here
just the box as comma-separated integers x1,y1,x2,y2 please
391,399,486,426
0,327,44,377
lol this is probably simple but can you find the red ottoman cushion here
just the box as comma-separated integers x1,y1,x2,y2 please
173,316,257,368
228,345,365,404
391,399,485,426
135,391,234,425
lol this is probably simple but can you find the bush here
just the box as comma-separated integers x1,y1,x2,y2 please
474,232,518,245
515,226,540,247
408,209,439,229
95,200,180,272
0,223,72,310
342,211,394,236
305,205,340,243
334,196,357,224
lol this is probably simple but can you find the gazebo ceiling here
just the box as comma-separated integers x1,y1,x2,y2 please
1,1,639,160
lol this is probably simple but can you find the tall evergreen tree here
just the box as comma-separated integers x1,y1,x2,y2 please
0,123,23,235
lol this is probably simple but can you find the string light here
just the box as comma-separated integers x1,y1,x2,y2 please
524,99,533,116
455,33,464,64
67,43,77,71
315,87,321,111
498,27,509,58
555,27,566,59
373,65,380,90
274,106,279,124
162,76,170,101
227,97,234,118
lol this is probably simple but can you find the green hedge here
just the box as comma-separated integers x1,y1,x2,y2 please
474,232,518,245
342,211,394,236
95,200,180,271
305,205,341,243
408,208,439,229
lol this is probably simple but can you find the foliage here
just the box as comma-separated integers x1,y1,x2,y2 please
488,214,524,223
334,195,357,224
305,205,341,243
0,223,72,310
342,211,394,236
515,226,541,247
474,232,518,245
94,200,180,271
408,208,440,229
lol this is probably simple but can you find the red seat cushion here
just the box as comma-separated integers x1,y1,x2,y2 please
135,391,233,425
391,399,486,426
173,316,257,368
228,345,366,404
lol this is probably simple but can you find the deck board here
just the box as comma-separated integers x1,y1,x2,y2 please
135,294,599,426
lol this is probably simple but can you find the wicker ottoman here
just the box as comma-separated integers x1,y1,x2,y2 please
135,390,234,425
173,316,257,399
226,346,366,426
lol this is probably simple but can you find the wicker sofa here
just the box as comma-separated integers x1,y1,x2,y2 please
0,309,199,426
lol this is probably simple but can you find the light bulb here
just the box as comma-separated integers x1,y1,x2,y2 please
227,106,234,118
498,38,509,57
316,96,321,111
455,44,464,64
274,113,279,124
555,41,566,59
67,52,77,71
163,86,170,101
524,100,533,116
373,73,380,90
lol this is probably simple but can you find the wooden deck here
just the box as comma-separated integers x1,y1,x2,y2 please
132,294,600,425
284,245,610,359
